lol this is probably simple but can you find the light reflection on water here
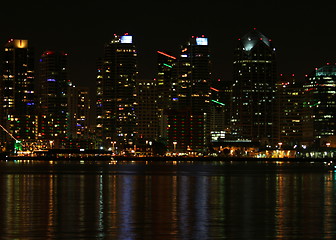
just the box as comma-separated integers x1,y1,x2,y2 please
0,160,335,239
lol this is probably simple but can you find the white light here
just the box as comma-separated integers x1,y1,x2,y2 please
196,37,208,46
121,35,132,43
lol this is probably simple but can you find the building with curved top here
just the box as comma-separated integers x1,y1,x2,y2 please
0,39,36,151
303,64,336,146
231,29,277,146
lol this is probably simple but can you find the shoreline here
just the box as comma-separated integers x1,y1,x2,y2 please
1,155,335,162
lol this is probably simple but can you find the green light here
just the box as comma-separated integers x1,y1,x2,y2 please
15,140,22,152
211,100,225,106
163,63,172,68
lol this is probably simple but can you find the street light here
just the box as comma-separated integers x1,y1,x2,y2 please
111,141,116,153
278,142,283,149
173,141,177,152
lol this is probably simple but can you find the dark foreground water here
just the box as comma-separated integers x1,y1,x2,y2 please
0,160,336,239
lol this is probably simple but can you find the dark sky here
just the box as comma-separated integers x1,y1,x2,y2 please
1,0,335,90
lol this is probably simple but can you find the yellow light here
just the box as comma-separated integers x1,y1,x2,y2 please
13,39,28,48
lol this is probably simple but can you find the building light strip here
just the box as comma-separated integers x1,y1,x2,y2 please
157,51,177,60
210,87,219,92
211,100,225,106
163,63,173,68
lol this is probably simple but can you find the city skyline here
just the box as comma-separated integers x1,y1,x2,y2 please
0,30,333,89
0,35,335,157
1,1,334,89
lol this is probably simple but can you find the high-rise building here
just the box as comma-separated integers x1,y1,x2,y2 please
166,36,211,153
277,74,303,147
96,34,137,151
136,79,159,142
0,39,36,151
156,51,176,141
210,80,232,142
37,50,69,148
68,86,91,139
302,64,336,146
172,36,211,112
231,29,277,146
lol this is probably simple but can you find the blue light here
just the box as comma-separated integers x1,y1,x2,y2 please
47,79,56,82
196,37,208,46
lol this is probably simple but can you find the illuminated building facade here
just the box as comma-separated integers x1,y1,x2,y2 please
0,39,36,150
157,51,176,140
277,74,303,147
37,50,69,148
68,86,91,147
232,29,277,146
210,80,232,142
157,51,176,110
167,110,205,153
96,34,137,151
136,79,159,142
302,64,336,146
167,36,211,152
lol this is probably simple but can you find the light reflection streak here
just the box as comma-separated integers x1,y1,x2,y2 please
0,162,336,239
118,175,134,239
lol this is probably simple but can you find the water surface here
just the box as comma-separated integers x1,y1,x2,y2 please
0,160,335,239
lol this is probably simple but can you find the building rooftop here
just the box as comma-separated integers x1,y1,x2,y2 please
240,29,271,51
315,64,336,77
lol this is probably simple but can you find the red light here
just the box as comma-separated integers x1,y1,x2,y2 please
210,87,219,92
157,51,177,60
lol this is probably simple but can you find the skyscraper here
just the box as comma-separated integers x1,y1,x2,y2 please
136,79,159,142
172,36,211,112
68,86,91,139
37,50,69,148
96,34,137,151
156,51,176,139
0,39,36,151
277,74,303,147
302,64,336,146
231,29,277,146
167,36,211,153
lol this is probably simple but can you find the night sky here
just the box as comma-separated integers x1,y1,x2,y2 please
1,0,335,90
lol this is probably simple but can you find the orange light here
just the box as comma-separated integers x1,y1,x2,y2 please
157,51,176,60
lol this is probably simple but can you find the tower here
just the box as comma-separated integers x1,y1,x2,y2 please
96,34,137,152
156,51,177,142
68,86,91,148
167,36,211,153
231,29,277,146
0,39,36,151
277,74,303,147
37,50,69,148
302,64,336,146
